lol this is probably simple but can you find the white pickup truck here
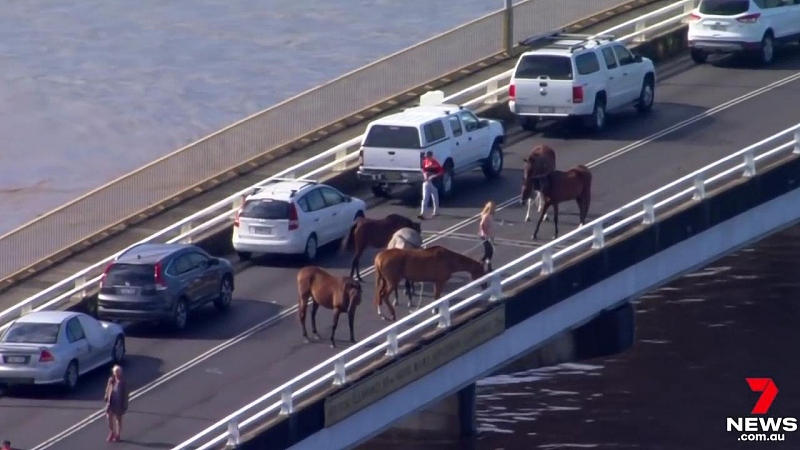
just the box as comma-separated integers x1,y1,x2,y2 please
356,101,506,198
509,32,656,132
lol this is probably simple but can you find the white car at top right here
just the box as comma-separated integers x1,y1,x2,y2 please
688,0,800,65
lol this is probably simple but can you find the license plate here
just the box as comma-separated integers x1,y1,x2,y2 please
708,23,726,31
250,226,272,235
385,173,402,181
539,106,555,113
118,287,136,295
4,356,26,364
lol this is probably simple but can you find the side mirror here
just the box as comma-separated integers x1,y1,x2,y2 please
345,196,352,202
634,54,643,63
209,258,220,266
479,119,490,128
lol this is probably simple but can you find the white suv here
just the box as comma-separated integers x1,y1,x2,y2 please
232,180,366,261
357,99,506,199
508,33,656,132
687,0,800,65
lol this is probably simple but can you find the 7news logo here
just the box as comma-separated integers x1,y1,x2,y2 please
727,378,796,443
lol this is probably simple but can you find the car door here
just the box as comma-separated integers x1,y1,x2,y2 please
78,314,112,367
778,0,800,37
171,254,203,305
457,110,487,164
300,189,331,244
446,115,470,168
65,317,92,373
319,186,351,240
612,44,642,104
599,47,625,110
187,252,218,302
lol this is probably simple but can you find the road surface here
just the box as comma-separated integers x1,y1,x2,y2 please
2,47,800,449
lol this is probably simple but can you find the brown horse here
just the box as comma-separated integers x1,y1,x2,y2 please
296,266,362,348
521,144,557,223
373,246,486,321
532,165,592,240
342,213,421,281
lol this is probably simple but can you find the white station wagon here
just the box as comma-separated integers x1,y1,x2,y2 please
232,180,366,262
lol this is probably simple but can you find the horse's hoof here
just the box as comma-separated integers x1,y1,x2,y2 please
330,343,336,349
350,338,356,344
304,337,311,344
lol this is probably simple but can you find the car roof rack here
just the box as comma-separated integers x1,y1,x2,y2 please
519,30,615,53
249,178,318,197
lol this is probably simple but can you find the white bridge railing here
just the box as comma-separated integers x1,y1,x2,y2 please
0,0,697,332
172,121,800,450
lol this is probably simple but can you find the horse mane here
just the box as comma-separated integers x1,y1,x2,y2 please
427,246,482,271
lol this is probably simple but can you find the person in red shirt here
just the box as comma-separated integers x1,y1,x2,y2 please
420,151,443,219
1,440,12,450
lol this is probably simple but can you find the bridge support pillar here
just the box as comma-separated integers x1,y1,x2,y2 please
359,383,478,447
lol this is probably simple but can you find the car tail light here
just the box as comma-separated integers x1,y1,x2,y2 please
39,350,54,362
687,13,701,23
154,262,167,290
737,13,760,23
233,207,242,227
358,149,364,166
100,264,114,287
509,83,516,100
572,86,584,104
288,203,299,231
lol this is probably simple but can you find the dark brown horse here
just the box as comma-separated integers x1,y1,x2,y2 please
373,246,486,321
342,213,421,281
297,267,362,348
521,144,557,223
532,165,592,240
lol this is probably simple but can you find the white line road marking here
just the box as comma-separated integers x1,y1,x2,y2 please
30,68,800,450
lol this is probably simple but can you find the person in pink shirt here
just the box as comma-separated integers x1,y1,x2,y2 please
479,201,496,271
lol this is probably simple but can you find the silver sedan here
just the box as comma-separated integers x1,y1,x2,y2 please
0,311,125,390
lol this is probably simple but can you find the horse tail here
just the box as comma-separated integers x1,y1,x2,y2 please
341,220,359,253
374,263,386,307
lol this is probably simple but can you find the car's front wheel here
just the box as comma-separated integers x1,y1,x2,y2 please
482,142,504,179
636,76,655,113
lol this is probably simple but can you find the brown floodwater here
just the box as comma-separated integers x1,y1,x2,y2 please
366,222,800,450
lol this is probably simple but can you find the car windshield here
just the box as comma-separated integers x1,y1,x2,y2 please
363,125,421,149
699,0,750,15
2,322,60,344
241,199,290,220
106,263,155,287
515,55,573,80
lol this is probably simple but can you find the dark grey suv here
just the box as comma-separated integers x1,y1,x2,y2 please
97,243,234,330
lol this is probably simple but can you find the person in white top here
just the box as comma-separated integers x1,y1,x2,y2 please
479,201,496,271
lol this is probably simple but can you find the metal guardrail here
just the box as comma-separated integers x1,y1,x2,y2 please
0,0,697,332
0,0,634,284
173,122,800,449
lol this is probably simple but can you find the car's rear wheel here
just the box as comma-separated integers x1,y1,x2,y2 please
112,336,126,364
436,165,455,199
304,234,318,262
588,96,607,132
519,116,537,132
758,33,774,65
636,76,655,113
237,251,251,262
64,361,79,391
482,142,504,179
690,48,708,64
214,277,233,311
371,185,390,198
172,299,188,330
